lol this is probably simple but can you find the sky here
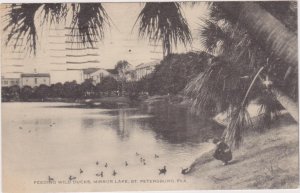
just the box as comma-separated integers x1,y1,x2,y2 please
1,3,209,83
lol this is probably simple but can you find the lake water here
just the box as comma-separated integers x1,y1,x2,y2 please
2,102,222,192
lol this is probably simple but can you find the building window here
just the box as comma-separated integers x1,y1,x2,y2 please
44,79,46,82
4,81,8,84
35,78,37,84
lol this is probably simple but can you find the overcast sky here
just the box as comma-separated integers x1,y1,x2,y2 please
1,3,209,83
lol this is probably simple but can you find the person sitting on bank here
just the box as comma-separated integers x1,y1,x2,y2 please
212,138,232,165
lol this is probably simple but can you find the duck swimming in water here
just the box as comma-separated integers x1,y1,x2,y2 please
96,161,99,165
125,161,128,166
181,167,190,175
112,170,117,176
96,171,103,177
159,166,167,175
80,168,83,174
69,175,76,180
154,154,159,158
48,176,54,181
105,163,108,168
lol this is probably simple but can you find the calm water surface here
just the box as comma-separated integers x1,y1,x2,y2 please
2,102,222,191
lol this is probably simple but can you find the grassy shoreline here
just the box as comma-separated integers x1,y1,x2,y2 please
187,114,299,189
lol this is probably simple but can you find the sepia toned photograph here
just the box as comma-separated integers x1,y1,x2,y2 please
0,1,299,192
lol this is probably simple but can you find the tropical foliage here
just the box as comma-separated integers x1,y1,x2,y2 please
2,2,298,148
185,1,297,147
141,52,212,95
3,3,110,54
134,2,192,57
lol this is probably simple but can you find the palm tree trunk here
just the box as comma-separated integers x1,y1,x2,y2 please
220,2,297,68
272,87,298,123
219,2,298,123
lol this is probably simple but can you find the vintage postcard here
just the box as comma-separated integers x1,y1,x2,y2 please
1,1,299,192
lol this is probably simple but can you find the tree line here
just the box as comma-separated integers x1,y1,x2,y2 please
2,2,297,147
2,51,212,102
2,77,120,102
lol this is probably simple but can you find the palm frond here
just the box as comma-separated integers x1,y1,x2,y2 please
134,2,192,57
223,66,264,148
3,4,42,54
257,89,282,130
69,3,110,47
184,57,243,116
41,3,67,25
222,106,253,148
198,19,229,54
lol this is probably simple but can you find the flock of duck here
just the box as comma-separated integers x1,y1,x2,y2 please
18,124,190,182
47,152,189,182
19,121,56,133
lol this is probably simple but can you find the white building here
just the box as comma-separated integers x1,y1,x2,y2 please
89,69,112,85
20,73,50,87
1,77,20,87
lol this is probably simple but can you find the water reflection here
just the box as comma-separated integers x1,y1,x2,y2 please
82,103,224,145
81,118,95,129
3,102,222,192
139,103,223,145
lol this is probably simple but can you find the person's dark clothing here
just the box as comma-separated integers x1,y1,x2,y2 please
213,141,232,164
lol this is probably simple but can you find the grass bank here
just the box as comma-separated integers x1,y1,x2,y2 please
188,114,299,189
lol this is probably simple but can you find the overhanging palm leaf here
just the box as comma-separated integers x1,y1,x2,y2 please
41,3,67,25
70,3,110,47
223,106,252,148
134,2,192,57
3,4,42,54
184,57,243,116
3,3,110,54
198,19,231,54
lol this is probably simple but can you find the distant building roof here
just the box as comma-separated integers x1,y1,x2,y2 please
90,69,111,76
2,77,19,80
136,61,159,69
21,73,50,77
82,68,100,75
106,69,118,74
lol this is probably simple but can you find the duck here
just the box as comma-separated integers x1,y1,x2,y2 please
181,167,190,175
69,175,76,180
96,161,99,166
96,171,103,177
19,126,23,130
104,163,108,168
125,161,128,166
48,176,54,181
136,152,140,156
112,170,117,176
143,162,146,165
154,154,159,158
80,168,83,174
159,166,167,175
140,157,143,162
